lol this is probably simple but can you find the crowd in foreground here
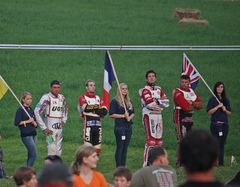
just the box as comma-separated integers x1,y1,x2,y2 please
9,129,240,187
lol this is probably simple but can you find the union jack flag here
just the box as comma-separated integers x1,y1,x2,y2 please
182,53,200,90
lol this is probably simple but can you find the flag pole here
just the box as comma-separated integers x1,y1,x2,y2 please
106,51,127,112
0,75,32,119
183,53,221,104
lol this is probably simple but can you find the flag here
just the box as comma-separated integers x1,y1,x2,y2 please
103,51,116,109
182,53,201,89
0,76,8,100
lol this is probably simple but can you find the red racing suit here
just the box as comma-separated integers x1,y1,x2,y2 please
78,92,107,154
173,88,203,141
139,85,169,166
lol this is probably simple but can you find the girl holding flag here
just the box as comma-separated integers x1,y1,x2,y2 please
109,83,135,167
207,81,231,166
14,91,38,167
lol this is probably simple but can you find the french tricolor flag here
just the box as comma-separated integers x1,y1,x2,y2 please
103,51,116,109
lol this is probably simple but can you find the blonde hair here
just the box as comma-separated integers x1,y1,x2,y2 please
20,91,32,104
71,144,96,174
115,83,132,109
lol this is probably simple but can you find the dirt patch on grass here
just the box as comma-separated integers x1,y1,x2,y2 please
175,8,208,26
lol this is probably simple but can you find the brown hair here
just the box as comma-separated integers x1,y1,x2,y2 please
13,167,36,186
113,167,132,181
71,144,96,174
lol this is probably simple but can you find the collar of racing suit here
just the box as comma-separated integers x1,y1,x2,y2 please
179,87,191,92
50,92,59,98
146,82,155,88
85,91,95,98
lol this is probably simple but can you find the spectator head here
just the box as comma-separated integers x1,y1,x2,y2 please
147,146,169,166
71,144,98,174
113,167,132,187
38,163,72,187
13,167,37,187
179,129,218,174
44,155,63,166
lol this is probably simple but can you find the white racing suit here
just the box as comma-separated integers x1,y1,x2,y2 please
139,85,169,166
34,92,68,156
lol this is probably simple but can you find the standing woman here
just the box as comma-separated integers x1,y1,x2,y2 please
14,92,38,167
207,82,231,166
72,144,108,187
109,83,135,167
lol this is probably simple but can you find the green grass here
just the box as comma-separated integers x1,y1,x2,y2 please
1,0,240,186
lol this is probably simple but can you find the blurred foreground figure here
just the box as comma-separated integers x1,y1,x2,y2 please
178,129,225,187
13,167,37,187
131,146,177,187
38,163,72,187
71,144,108,187
113,167,132,187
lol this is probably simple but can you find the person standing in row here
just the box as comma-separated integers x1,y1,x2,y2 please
109,83,135,167
14,92,38,167
173,74,203,141
78,80,107,155
173,75,203,166
207,81,231,166
34,80,68,156
139,70,169,166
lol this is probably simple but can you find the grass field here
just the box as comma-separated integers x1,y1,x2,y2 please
0,0,240,186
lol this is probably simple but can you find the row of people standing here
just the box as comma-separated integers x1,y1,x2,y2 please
77,69,231,168
78,80,134,167
139,71,203,166
138,70,231,167
14,71,231,168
